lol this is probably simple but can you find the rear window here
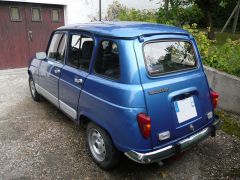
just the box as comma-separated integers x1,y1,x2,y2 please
143,41,197,76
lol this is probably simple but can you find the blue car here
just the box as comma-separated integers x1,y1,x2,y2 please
28,21,221,169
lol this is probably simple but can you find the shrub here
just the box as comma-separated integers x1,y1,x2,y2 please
209,39,240,76
156,5,203,26
183,24,210,59
105,0,157,23
184,24,240,77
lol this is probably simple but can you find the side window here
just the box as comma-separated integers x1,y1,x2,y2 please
67,34,94,71
47,33,67,63
94,40,120,80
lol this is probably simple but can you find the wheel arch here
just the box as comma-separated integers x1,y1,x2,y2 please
78,113,116,148
28,69,32,77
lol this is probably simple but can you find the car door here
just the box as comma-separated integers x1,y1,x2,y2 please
38,31,67,107
58,32,94,120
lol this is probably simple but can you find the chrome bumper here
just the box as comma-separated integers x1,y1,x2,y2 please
125,117,221,164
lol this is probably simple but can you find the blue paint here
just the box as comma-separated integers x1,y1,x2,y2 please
174,102,179,112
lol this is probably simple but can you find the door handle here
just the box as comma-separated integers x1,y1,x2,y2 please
54,68,61,74
74,77,83,84
28,30,33,41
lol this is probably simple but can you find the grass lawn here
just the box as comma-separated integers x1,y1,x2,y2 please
214,32,240,46
216,110,240,139
207,31,240,77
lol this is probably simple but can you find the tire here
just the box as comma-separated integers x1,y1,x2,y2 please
86,122,120,169
29,77,41,102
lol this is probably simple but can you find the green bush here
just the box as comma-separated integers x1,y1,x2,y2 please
183,24,210,59
156,5,203,26
208,39,240,76
105,1,157,23
118,8,157,23
184,24,240,77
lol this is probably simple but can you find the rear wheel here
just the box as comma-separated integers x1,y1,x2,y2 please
86,122,120,169
29,77,40,101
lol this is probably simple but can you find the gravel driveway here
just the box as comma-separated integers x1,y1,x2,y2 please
0,69,239,179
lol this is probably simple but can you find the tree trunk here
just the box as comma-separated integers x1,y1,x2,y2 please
164,0,169,11
195,0,216,40
206,8,216,40
169,0,175,9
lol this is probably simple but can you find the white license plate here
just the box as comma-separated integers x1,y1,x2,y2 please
174,96,197,123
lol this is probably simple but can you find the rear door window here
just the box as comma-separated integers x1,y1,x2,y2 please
94,40,120,80
143,41,197,76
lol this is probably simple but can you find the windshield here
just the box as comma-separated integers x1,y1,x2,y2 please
143,40,197,76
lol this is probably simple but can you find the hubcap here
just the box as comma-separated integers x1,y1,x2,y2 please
30,79,36,97
88,129,106,162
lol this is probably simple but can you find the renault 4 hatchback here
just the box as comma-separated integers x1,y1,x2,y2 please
28,22,221,169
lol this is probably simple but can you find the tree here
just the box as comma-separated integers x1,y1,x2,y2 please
156,0,217,39
164,0,170,11
155,0,203,26
194,0,218,40
105,0,123,21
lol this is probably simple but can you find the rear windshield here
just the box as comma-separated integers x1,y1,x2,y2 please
143,41,197,76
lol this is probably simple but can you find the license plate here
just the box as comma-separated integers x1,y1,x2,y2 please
174,96,197,123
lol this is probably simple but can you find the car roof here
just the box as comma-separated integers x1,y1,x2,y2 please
57,21,189,39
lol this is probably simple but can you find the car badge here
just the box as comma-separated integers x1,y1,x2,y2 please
189,124,194,132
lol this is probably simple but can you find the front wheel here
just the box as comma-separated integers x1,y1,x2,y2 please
29,77,40,102
86,122,120,169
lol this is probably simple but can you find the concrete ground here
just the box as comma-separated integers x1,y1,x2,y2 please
0,68,240,179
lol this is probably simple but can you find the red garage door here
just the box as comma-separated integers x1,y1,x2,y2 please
0,2,64,69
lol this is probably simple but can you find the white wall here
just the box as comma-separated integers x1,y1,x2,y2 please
2,0,159,24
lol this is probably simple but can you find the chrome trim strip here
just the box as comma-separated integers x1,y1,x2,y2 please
124,145,174,164
35,83,41,92
59,100,77,119
35,84,58,107
143,145,173,156
179,127,209,144
35,84,77,120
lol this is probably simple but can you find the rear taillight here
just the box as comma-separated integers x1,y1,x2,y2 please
210,90,219,109
137,113,151,139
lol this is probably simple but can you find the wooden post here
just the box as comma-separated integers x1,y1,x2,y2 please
221,0,240,33
233,1,240,33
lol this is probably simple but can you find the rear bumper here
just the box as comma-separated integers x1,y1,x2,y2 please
125,116,221,164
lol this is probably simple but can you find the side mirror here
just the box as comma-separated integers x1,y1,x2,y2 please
36,52,47,60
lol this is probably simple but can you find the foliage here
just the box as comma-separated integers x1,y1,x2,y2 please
105,0,157,23
106,1,203,26
183,24,211,58
212,0,240,29
118,8,157,23
208,39,240,76
105,0,123,21
184,24,240,77
156,4,203,26
216,110,240,139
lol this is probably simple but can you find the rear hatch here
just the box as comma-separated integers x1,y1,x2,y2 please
134,35,213,148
